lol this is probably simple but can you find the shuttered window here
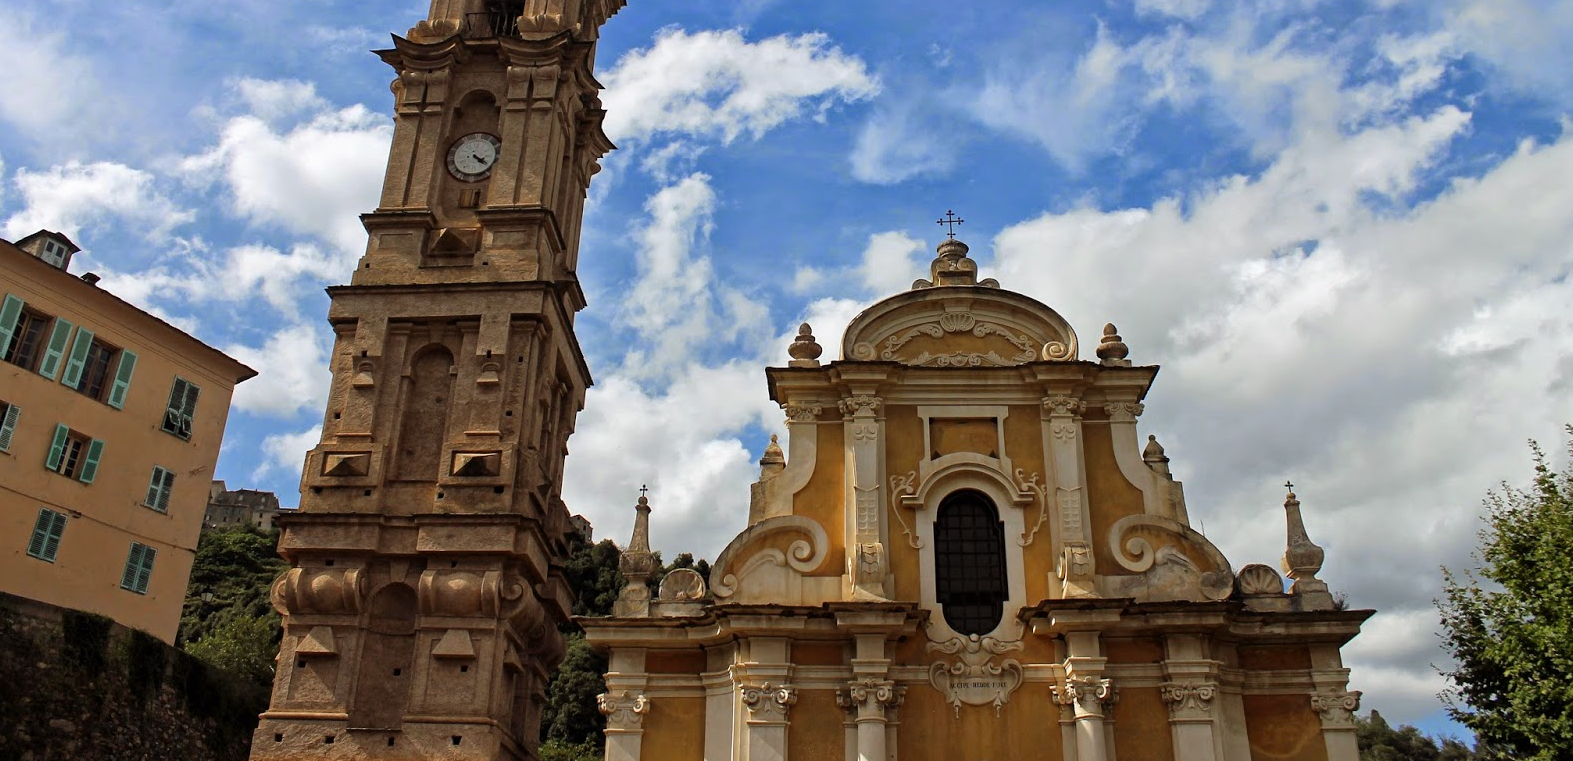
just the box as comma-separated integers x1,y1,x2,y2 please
120,543,156,594
106,350,137,410
933,490,1009,636
0,402,18,452
27,509,67,562
144,466,175,512
161,378,200,440
59,327,95,389
0,294,22,360
37,318,74,380
2,308,48,371
45,424,102,483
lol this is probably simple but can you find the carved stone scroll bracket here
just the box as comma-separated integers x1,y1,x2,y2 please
1015,469,1049,546
741,683,798,722
709,516,830,600
889,471,921,549
927,635,1026,717
1310,690,1361,730
849,542,890,602
273,567,368,616
598,691,651,731
1108,514,1235,602
1161,681,1218,722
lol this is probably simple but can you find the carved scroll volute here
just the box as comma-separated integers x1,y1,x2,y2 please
274,568,368,616
1108,515,1235,602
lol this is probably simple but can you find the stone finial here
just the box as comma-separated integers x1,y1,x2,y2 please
787,323,823,368
614,492,659,617
1280,483,1335,610
1097,323,1131,366
759,434,785,476
912,238,985,288
1142,434,1171,477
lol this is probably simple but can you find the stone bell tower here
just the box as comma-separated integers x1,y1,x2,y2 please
252,1,625,759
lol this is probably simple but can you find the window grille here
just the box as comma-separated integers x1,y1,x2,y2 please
933,490,1009,636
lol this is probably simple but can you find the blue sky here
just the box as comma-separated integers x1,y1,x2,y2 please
5,0,1573,737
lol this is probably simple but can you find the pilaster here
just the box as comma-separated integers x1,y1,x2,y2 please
1160,634,1223,761
840,393,888,601
1042,394,1094,598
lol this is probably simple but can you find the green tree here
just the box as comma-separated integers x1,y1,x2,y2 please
1357,710,1480,760
561,536,623,618
1438,428,1573,759
540,633,609,747
179,526,287,687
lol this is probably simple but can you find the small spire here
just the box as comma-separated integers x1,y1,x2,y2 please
615,489,659,617
760,434,785,469
1280,482,1334,609
1143,434,1171,476
787,323,823,368
1097,323,1131,366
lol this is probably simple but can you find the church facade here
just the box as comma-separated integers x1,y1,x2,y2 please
582,238,1370,761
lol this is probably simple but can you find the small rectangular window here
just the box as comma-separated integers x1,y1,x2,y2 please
27,508,67,562
0,401,18,452
120,542,156,594
75,338,118,401
46,424,101,482
2,309,50,372
161,378,200,440
144,466,175,512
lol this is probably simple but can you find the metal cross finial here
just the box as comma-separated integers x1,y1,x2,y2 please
936,210,964,239
1284,480,1294,491
639,484,649,498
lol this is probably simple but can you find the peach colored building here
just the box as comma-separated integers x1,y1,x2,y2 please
0,231,255,643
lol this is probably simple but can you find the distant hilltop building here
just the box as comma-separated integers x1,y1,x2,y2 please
0,230,255,643
204,480,288,532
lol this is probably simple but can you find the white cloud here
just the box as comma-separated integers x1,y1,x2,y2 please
223,323,332,417
1440,0,1573,101
858,231,927,294
988,100,1573,723
619,173,720,374
3,161,193,243
92,241,344,319
1134,0,1213,20
254,425,321,482
0,9,109,143
601,27,879,145
181,87,391,256
231,77,329,125
849,101,958,184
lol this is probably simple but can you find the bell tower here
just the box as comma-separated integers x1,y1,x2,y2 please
251,2,625,759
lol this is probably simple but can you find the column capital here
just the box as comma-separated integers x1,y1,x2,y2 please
1310,690,1361,730
1053,675,1118,718
1160,681,1217,722
1043,394,1087,418
597,690,650,731
742,682,798,723
1101,400,1144,423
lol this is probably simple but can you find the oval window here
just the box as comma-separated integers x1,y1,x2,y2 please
933,490,1008,635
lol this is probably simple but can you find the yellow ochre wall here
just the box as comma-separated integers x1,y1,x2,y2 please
640,695,705,761
0,245,250,642
1002,403,1051,602
898,681,1063,761
1244,694,1329,761
884,405,924,601
787,689,847,760
792,420,845,575
1081,416,1146,577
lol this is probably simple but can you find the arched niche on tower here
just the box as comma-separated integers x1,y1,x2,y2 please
349,582,419,729
395,344,457,480
435,88,502,227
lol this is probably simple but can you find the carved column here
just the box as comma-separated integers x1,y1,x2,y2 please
1161,633,1222,761
840,394,888,601
598,691,650,761
1310,691,1361,761
839,678,903,761
741,683,797,761
1043,395,1094,598
1053,672,1117,761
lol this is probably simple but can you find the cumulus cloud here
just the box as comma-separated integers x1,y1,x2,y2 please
223,323,332,417
181,86,391,256
254,425,322,483
0,8,110,143
988,104,1573,718
3,161,193,243
850,101,958,184
601,27,879,145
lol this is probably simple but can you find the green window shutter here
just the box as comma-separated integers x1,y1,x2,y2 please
120,544,144,590
28,509,53,559
145,466,174,511
43,511,66,561
45,423,69,471
60,328,94,389
135,546,156,593
37,318,74,380
0,294,22,360
0,403,19,452
77,439,104,483
107,350,137,410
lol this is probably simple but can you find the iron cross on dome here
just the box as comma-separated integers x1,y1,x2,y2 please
936,210,964,239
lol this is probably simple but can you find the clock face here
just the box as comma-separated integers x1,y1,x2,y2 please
447,133,501,181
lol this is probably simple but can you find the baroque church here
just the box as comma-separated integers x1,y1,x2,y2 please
249,1,1371,760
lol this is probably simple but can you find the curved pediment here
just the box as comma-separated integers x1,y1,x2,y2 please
841,239,1079,366
841,286,1080,367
